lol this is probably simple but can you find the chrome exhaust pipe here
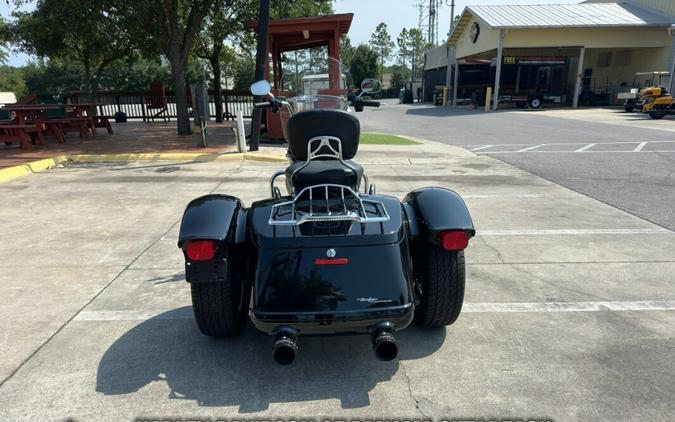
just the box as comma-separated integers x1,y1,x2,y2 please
371,322,398,361
272,327,298,365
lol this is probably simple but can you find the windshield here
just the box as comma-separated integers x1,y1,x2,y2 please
277,55,353,140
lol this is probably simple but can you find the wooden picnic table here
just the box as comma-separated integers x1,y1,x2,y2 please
67,103,114,134
0,123,47,150
1,104,65,125
2,103,113,135
1,104,85,142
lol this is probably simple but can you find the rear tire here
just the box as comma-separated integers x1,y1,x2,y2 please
624,105,635,112
528,96,542,109
414,243,466,328
649,109,666,120
190,250,247,337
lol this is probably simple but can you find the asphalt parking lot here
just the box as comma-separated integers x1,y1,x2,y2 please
358,103,675,231
1,140,674,421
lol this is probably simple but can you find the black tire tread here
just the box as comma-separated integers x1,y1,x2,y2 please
190,254,246,337
414,244,465,328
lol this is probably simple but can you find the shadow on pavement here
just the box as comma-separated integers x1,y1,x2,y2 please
96,307,445,411
405,106,486,118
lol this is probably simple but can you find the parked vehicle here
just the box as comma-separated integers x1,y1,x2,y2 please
643,94,674,120
177,60,475,365
617,71,670,112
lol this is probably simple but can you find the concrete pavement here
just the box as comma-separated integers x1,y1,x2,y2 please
356,103,675,231
0,140,674,421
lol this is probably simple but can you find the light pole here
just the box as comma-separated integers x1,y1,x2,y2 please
250,0,271,152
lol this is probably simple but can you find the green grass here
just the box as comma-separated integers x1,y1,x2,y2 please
360,133,420,145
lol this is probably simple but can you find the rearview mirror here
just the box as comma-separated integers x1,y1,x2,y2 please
250,80,271,96
360,78,382,94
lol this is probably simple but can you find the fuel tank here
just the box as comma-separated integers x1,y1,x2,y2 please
247,194,415,334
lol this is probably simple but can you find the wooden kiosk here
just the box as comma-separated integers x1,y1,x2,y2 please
251,13,353,139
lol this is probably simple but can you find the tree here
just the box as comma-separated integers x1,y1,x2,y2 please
271,0,333,18
12,0,143,100
0,17,9,63
155,1,214,135
116,1,214,135
408,28,428,82
396,28,410,67
195,0,255,122
340,35,355,68
396,28,428,83
0,65,27,98
387,63,411,91
349,45,378,89
369,23,394,81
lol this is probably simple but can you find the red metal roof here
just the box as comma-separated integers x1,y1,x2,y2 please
250,13,354,35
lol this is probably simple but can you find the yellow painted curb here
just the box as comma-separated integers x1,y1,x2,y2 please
242,153,288,162
0,151,287,184
0,155,70,184
70,153,224,163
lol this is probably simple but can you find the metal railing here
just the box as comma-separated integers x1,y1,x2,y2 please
63,89,255,121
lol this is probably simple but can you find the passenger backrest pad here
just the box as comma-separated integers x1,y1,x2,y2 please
286,109,360,161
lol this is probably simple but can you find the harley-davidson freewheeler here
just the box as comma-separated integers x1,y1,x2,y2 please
177,63,475,365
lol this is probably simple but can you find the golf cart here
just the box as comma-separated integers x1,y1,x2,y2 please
617,71,670,112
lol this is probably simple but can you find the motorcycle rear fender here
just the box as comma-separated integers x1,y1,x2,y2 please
177,194,246,248
404,187,475,243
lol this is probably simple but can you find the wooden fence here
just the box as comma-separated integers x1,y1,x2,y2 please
64,89,255,121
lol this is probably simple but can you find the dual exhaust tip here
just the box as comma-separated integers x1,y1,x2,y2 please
271,322,398,365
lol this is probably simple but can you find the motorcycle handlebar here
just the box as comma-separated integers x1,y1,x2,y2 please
254,101,272,109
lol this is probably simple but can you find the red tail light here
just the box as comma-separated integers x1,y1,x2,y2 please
438,230,469,251
314,258,349,266
185,240,218,261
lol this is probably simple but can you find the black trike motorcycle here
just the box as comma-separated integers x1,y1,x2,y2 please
177,67,475,365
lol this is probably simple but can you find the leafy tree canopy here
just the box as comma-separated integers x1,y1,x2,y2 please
11,0,147,97
369,22,394,80
349,44,378,88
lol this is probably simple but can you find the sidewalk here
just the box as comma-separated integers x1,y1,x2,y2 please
0,121,242,169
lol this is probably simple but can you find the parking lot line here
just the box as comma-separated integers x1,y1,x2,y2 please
633,142,648,152
575,143,596,152
480,228,671,235
477,150,675,154
463,300,675,313
73,300,675,322
516,144,544,152
470,145,493,151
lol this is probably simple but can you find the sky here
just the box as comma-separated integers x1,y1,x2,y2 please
334,0,581,47
2,0,582,67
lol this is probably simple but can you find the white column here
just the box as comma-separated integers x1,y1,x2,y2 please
668,25,675,95
452,61,459,105
493,30,506,111
573,47,586,108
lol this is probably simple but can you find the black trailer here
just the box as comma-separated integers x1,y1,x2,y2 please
456,56,569,108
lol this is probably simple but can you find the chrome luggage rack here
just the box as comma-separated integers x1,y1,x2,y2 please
268,184,390,226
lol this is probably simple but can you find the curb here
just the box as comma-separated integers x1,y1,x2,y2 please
0,155,70,184
0,152,287,184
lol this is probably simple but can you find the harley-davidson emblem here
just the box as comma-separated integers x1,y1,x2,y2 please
357,297,393,304
326,248,336,258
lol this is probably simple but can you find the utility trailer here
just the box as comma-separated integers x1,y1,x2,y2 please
494,56,568,109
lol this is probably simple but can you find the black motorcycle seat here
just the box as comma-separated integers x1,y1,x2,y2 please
286,110,360,161
285,159,363,193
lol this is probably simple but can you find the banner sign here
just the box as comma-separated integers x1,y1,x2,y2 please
503,56,567,65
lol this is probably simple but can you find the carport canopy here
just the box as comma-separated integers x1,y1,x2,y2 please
250,13,353,94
